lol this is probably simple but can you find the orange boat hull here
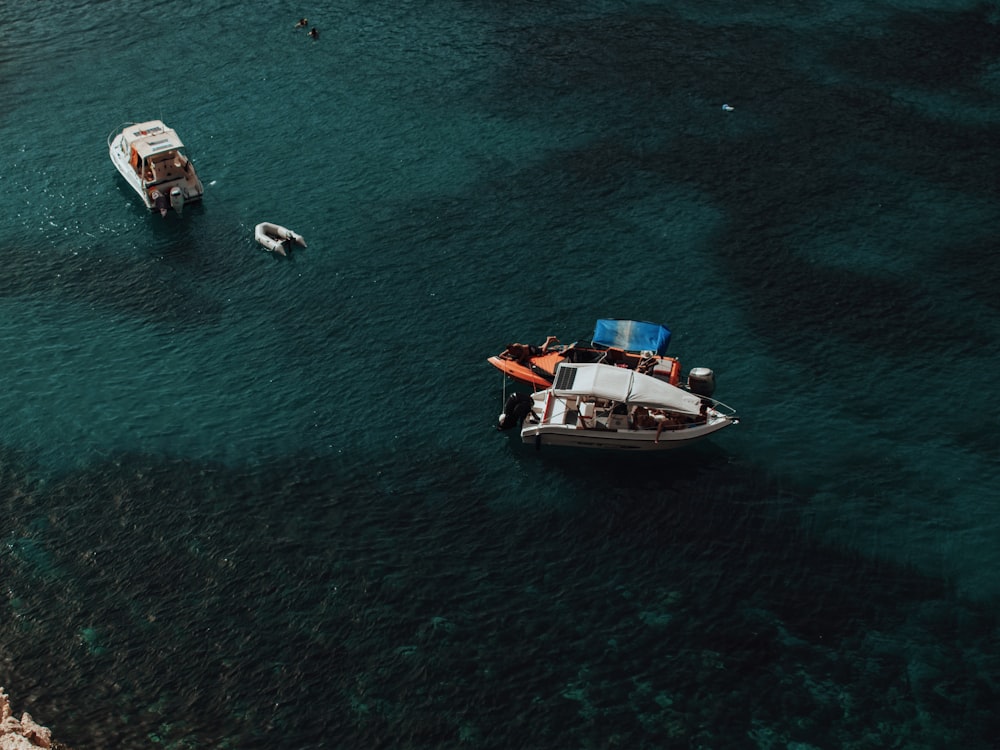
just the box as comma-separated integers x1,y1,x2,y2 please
487,351,566,388
489,348,682,388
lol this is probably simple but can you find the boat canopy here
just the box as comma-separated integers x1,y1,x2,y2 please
124,120,185,159
552,363,702,414
591,319,671,355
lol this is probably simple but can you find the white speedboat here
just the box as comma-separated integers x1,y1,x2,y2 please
254,222,307,256
108,121,204,217
498,362,738,451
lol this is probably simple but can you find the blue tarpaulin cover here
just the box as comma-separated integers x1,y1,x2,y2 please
591,319,671,355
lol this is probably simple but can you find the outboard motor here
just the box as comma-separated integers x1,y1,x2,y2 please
169,186,185,216
497,392,533,431
151,189,169,218
687,367,716,398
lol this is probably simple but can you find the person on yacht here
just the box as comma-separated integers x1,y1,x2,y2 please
503,336,559,363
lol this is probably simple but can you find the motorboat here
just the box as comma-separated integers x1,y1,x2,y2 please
497,362,738,451
488,319,682,389
254,222,307,256
108,121,204,217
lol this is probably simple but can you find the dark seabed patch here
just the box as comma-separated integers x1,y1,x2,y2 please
2,443,998,749
1,237,225,328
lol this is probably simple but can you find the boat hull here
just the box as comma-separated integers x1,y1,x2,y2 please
486,352,565,388
521,418,733,451
489,347,681,388
489,320,682,389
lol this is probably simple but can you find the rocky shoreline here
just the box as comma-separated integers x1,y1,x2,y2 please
0,688,68,750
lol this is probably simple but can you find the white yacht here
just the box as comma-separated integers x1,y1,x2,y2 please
108,120,204,216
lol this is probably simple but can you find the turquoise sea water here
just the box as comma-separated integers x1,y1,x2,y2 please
2,0,999,747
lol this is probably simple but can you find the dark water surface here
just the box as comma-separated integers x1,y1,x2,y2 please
1,0,998,747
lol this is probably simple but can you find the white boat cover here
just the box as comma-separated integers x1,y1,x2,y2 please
123,121,185,160
551,363,702,414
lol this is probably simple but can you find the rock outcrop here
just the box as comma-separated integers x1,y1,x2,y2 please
0,688,52,750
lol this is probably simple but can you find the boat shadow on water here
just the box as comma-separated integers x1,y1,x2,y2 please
137,202,213,260
503,426,738,485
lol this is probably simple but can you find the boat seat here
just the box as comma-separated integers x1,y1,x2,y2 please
606,413,628,431
150,166,182,184
548,397,568,425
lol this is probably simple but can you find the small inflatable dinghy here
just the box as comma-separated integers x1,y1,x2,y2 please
254,222,307,256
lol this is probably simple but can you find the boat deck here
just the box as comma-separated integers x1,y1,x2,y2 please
146,154,191,185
